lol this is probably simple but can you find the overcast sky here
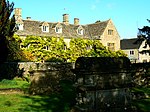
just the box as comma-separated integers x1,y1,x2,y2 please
10,0,150,39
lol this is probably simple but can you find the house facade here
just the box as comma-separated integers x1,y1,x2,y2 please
121,38,150,63
14,8,120,51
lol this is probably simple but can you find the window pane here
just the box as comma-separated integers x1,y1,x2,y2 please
108,30,113,35
107,43,115,51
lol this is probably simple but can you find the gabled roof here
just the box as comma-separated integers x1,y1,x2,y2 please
121,38,143,50
16,19,110,39
86,20,109,37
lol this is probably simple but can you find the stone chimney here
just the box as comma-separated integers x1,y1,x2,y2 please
14,8,23,23
14,8,22,18
63,14,69,25
74,18,79,25
26,17,31,20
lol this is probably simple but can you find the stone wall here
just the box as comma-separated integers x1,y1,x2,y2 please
132,62,150,87
0,60,150,112
0,62,75,81
28,62,75,94
0,62,75,94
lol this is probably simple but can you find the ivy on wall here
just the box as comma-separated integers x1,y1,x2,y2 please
14,35,126,62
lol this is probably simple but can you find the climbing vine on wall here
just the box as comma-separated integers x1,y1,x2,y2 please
14,35,126,62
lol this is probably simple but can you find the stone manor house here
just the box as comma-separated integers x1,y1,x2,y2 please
14,8,120,51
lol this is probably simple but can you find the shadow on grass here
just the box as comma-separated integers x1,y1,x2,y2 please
19,80,76,112
132,98,150,112
131,87,150,112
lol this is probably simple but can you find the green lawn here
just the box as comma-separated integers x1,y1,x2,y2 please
0,93,73,112
0,79,75,112
131,87,150,112
0,78,30,90
0,94,32,112
133,98,150,112
0,79,150,112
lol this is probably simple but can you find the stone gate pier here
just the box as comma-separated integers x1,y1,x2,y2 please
72,57,133,112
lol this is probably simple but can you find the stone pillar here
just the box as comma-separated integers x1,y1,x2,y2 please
74,18,79,25
63,14,69,25
14,8,22,19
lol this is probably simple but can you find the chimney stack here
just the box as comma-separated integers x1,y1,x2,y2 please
74,18,79,25
26,17,31,20
63,14,69,25
14,8,23,24
14,8,22,17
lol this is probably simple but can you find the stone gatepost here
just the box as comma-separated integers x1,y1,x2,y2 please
72,57,133,112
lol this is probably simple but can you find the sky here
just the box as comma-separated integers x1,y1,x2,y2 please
9,0,150,39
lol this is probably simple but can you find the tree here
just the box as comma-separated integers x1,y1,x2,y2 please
0,0,15,62
137,19,150,54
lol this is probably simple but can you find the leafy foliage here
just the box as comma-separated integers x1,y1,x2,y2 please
6,35,31,61
138,19,150,54
17,35,126,62
0,0,15,37
0,0,27,62
0,0,15,62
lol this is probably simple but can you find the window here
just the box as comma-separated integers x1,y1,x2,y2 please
55,27,62,33
143,59,147,63
107,43,115,51
42,25,49,32
41,22,49,32
64,45,67,51
77,28,84,35
20,44,24,49
108,29,113,35
86,45,92,50
77,26,84,35
130,50,134,55
43,46,49,50
16,24,23,30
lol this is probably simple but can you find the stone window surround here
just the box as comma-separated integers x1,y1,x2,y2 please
108,29,113,35
130,50,134,55
77,28,84,35
77,26,84,35
42,25,49,32
55,26,62,33
16,23,24,30
107,43,115,51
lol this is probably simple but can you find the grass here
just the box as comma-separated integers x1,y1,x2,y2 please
131,87,150,96
133,98,150,112
0,79,150,112
0,78,30,89
0,93,72,112
131,87,150,112
0,94,31,112
0,79,76,112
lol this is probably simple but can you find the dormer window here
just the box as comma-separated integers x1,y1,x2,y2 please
42,25,49,32
16,23,23,30
55,26,62,33
42,22,49,32
42,26,49,32
78,29,84,35
54,23,62,33
77,26,84,35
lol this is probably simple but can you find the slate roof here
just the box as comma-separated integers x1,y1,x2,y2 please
120,38,143,50
86,21,108,37
16,19,110,39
